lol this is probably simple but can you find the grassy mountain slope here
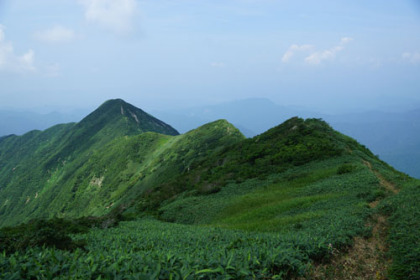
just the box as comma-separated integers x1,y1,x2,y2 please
0,99,181,226
147,117,399,235
38,119,244,221
0,100,418,279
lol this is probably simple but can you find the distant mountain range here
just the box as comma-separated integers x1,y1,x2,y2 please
327,110,420,179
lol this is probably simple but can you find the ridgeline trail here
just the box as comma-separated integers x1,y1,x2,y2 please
305,160,398,280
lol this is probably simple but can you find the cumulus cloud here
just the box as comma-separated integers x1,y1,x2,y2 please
305,37,353,65
282,37,353,65
402,52,420,64
281,44,313,63
78,0,138,34
0,25,35,73
340,37,353,44
34,25,76,43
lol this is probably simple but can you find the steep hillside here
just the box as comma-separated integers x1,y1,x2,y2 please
0,99,181,226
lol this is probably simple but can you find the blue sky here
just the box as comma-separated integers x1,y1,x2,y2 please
0,0,420,113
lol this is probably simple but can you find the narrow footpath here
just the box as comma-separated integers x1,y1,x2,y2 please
305,160,398,280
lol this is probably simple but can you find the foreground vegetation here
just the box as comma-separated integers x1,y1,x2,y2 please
2,154,418,279
0,215,367,279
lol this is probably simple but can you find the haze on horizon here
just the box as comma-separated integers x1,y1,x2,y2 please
1,0,420,114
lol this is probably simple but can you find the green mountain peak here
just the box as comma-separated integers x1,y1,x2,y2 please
78,98,179,137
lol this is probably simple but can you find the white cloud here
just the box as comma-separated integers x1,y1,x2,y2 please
305,37,353,65
78,0,138,34
304,46,342,65
282,37,353,65
34,26,76,43
281,44,313,63
402,52,420,64
0,25,35,73
340,37,353,44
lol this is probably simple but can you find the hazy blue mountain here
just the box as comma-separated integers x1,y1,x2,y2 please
325,109,420,178
0,110,86,137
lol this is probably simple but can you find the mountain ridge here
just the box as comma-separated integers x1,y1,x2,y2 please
0,100,386,226
152,98,420,178
2,98,420,178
